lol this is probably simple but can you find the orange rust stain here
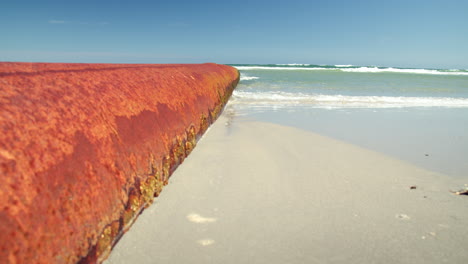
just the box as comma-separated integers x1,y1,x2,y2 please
0,62,239,263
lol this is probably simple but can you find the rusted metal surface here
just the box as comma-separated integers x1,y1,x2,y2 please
0,62,239,263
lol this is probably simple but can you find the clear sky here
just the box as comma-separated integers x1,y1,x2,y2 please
1,0,467,69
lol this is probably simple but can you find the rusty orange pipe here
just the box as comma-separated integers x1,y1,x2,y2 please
0,62,239,263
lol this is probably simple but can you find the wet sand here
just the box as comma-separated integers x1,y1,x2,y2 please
105,113,468,264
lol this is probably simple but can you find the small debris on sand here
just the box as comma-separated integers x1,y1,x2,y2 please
395,214,411,220
451,184,468,195
452,190,468,195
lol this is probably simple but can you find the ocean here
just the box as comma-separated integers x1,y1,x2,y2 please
227,64,468,178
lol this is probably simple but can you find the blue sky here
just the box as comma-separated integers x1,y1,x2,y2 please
1,0,467,68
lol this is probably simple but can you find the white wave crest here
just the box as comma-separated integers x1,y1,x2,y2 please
341,67,468,75
235,66,328,71
234,65,468,76
240,75,260,81
276,63,311,66
231,91,468,109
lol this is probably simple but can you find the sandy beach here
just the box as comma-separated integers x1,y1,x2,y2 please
105,112,468,264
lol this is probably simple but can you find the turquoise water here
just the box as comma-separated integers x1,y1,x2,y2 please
228,64,468,178
230,64,468,112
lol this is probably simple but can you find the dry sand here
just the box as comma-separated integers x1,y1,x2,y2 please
105,113,468,264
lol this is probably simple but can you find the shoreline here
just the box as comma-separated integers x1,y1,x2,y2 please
229,106,468,179
106,112,468,264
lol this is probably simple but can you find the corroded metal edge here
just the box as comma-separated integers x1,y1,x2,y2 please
79,71,239,264
0,62,239,264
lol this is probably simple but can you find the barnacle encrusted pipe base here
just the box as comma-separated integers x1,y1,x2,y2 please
0,62,239,264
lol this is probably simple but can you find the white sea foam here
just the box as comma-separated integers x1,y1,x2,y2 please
340,67,468,75
276,63,311,66
235,66,328,71
240,75,260,81
231,91,468,109
234,65,468,76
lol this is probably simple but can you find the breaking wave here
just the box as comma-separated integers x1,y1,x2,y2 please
233,65,468,76
231,91,468,109
240,74,260,81
276,63,311,66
